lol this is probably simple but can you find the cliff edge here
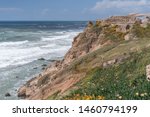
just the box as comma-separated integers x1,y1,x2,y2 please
18,14,150,100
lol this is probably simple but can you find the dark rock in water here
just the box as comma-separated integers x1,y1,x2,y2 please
33,67,38,69
42,67,45,70
5,93,11,97
16,76,19,78
47,59,56,62
50,60,56,62
38,58,45,61
42,64,47,67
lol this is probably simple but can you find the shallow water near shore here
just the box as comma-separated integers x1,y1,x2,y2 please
0,21,86,99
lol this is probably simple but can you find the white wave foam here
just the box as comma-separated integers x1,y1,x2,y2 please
41,34,70,41
55,31,67,34
41,31,81,41
0,46,48,68
0,30,82,69
41,44,56,48
0,40,29,46
0,44,70,69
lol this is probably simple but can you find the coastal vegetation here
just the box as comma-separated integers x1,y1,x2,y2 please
64,47,150,100
18,14,150,100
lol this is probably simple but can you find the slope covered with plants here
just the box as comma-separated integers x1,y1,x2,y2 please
18,14,150,100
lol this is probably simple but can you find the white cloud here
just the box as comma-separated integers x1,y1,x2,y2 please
41,8,49,15
0,8,22,12
41,8,69,16
63,9,68,12
91,0,150,11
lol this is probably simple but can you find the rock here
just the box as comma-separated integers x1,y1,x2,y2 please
47,59,56,62
17,14,150,100
107,59,117,65
42,67,45,70
18,86,26,98
146,64,150,81
33,67,38,69
50,60,56,62
103,59,117,67
5,93,11,97
87,21,93,27
42,64,47,67
103,62,108,67
38,58,45,61
95,20,101,26
124,34,130,40
16,76,19,78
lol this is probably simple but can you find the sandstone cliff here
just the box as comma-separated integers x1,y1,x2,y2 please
18,14,150,100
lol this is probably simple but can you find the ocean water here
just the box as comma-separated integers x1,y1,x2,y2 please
0,21,86,100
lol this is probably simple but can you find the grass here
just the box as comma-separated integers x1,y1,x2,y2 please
53,22,150,100
64,48,150,100
132,23,150,38
47,90,61,100
103,25,126,42
68,37,150,74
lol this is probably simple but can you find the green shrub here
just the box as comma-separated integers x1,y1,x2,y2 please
132,23,150,38
65,49,150,100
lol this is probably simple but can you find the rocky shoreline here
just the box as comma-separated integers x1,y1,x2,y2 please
18,13,150,99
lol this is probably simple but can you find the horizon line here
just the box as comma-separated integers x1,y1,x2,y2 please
0,20,90,22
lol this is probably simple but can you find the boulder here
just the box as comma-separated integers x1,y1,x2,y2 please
18,86,26,98
146,64,150,81
124,34,130,40
33,67,38,69
87,21,94,27
38,58,45,61
42,64,47,67
5,93,11,97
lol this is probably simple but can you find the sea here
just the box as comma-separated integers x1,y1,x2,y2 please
0,21,87,100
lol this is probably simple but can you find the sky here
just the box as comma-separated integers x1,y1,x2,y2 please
0,0,149,21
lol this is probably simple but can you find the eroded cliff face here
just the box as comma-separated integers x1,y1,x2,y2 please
18,14,150,99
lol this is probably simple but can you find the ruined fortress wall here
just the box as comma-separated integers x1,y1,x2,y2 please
102,14,150,25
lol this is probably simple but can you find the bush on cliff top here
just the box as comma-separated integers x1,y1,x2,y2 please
132,23,150,38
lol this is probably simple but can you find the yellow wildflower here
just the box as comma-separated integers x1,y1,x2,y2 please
97,96,105,100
